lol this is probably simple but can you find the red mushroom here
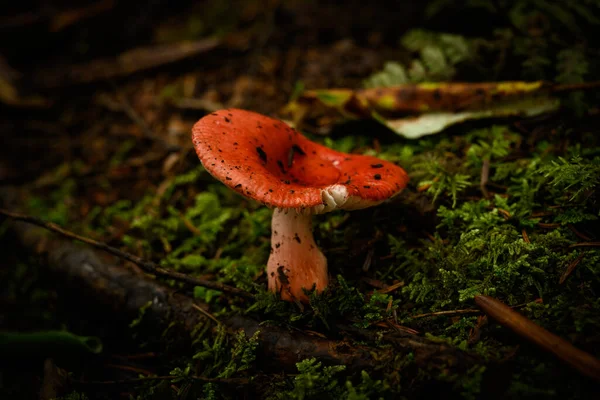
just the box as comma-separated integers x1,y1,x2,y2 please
191,109,409,302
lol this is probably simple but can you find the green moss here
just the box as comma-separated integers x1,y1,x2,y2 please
269,358,346,400
21,116,600,399
55,393,90,400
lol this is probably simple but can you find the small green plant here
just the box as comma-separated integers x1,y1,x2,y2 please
277,358,346,400
413,154,472,207
364,29,472,87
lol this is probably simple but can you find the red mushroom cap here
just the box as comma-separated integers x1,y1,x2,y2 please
191,109,409,213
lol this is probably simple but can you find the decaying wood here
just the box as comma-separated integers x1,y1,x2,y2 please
1,188,479,374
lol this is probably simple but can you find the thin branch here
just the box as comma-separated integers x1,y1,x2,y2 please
475,295,600,382
570,242,600,248
410,309,480,319
73,375,249,386
552,81,600,92
191,303,221,325
559,252,586,284
480,158,490,199
0,208,254,299
376,280,405,294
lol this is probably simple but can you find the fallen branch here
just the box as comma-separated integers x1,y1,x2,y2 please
410,308,481,319
0,207,254,299
1,187,479,374
74,375,249,386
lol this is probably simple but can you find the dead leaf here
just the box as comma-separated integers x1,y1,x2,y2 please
285,81,600,138
35,38,220,88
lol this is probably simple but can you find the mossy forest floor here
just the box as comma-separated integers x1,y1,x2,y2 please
1,1,599,399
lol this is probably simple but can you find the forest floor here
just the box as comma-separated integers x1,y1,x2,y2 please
1,1,599,399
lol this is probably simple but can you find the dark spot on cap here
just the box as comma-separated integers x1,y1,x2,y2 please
292,144,306,155
224,117,231,123
374,174,381,180
294,233,301,243
364,185,371,189
256,147,268,163
371,164,383,168
277,160,286,174
235,184,242,188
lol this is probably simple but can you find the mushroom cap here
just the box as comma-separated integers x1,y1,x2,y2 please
191,109,409,214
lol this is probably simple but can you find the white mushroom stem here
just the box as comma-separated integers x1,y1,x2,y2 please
267,208,328,302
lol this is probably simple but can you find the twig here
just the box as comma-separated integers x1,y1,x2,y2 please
570,242,600,248
474,295,600,382
538,222,560,228
376,280,405,294
480,158,490,199
191,303,221,325
73,375,249,386
559,252,586,284
552,81,600,92
382,319,419,335
521,229,530,244
410,308,480,319
0,208,254,299
567,224,593,241
104,363,154,376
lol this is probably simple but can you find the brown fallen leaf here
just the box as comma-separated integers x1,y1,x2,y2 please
50,0,115,32
0,55,50,107
474,295,600,382
285,81,600,138
35,37,221,88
